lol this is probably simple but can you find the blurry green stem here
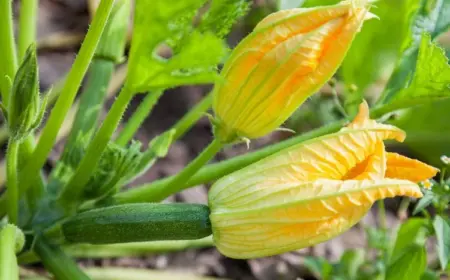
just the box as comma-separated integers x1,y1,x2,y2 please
60,86,134,207
0,225,19,280
61,59,115,161
6,141,19,224
115,90,164,146
13,0,114,205
19,237,213,264
378,200,387,230
18,0,38,61
34,235,90,280
172,93,212,140
0,0,18,104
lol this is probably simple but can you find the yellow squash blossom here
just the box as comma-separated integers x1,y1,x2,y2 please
208,101,438,259
212,0,376,142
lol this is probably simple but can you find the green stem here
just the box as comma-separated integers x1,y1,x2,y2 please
6,141,19,224
115,90,164,146
18,0,38,62
172,93,212,140
16,0,114,201
119,138,223,203
0,225,19,280
0,0,18,105
19,237,213,264
114,121,344,204
61,59,115,162
378,200,387,230
34,235,90,280
60,86,134,206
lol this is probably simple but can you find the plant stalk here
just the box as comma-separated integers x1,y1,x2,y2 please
18,0,39,62
172,93,212,140
34,235,90,280
115,90,163,146
0,0,18,105
14,0,114,203
0,225,19,280
119,138,223,203
60,86,134,206
6,141,19,224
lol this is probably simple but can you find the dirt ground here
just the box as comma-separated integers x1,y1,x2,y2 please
15,0,414,279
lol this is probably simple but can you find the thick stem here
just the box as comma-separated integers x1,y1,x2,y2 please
60,86,134,206
19,237,213,264
115,90,163,146
18,0,38,61
34,235,90,280
378,200,387,230
0,225,19,280
172,93,212,140
119,138,223,203
114,121,343,204
61,59,115,161
16,0,114,201
0,0,18,105
6,141,19,224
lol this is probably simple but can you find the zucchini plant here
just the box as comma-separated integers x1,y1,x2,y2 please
0,0,449,279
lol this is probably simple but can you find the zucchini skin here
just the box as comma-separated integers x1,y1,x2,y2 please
62,203,212,244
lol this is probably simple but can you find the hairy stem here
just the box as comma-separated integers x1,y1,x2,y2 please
14,0,114,203
0,0,18,104
18,0,38,61
6,141,19,224
60,86,134,207
115,90,163,146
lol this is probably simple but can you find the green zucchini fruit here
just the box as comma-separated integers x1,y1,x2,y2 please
62,203,212,244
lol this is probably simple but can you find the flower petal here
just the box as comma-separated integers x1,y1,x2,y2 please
209,126,404,205
210,178,421,258
386,152,439,183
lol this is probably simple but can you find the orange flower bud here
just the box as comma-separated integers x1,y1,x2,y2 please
209,101,438,259
212,0,376,142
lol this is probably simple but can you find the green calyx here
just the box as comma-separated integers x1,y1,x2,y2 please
4,44,46,141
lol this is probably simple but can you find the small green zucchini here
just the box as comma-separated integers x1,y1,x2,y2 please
62,203,212,244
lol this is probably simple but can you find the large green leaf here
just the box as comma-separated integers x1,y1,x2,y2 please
125,0,230,93
390,218,429,264
386,245,427,280
383,33,450,111
379,0,450,104
433,215,450,270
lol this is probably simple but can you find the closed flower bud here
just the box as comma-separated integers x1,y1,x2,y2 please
212,0,376,142
209,101,438,259
7,44,46,141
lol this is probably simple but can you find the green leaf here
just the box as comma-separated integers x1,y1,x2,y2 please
380,0,450,104
83,141,143,200
126,0,229,93
386,245,427,280
433,215,450,270
413,189,435,215
390,218,429,264
303,257,333,280
336,249,365,280
382,33,450,111
199,0,250,38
